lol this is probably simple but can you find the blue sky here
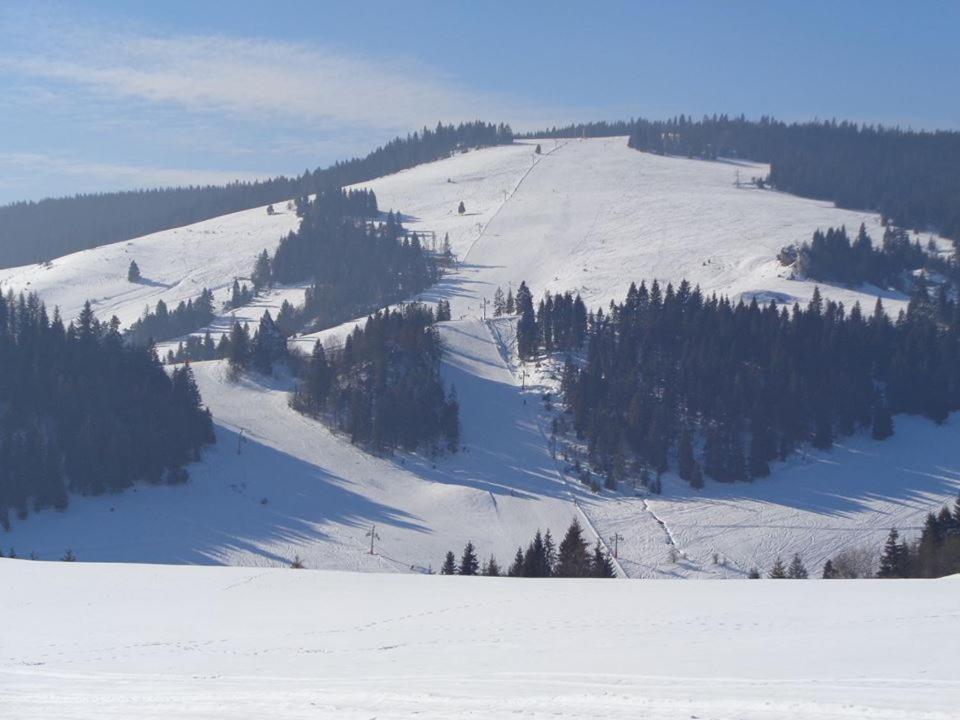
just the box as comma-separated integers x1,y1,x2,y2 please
2,0,958,204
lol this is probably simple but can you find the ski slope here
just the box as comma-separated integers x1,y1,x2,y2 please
3,558,958,720
1,138,958,578
356,137,941,320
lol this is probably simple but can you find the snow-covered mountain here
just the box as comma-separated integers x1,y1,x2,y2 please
1,138,957,578
3,557,958,719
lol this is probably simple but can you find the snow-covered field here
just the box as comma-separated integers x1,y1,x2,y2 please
0,138,958,579
3,558,958,720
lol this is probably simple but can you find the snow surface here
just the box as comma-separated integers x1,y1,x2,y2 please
1,138,958,579
0,202,301,328
3,558,959,720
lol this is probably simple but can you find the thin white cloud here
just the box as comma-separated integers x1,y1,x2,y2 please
2,23,533,131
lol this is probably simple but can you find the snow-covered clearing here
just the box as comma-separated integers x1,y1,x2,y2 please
3,558,958,720
0,138,957,578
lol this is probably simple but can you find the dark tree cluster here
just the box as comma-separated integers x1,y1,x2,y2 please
291,303,459,454
532,278,960,487
267,192,439,332
627,114,960,246
876,495,960,579
166,331,222,365
440,519,616,578
214,312,290,376
0,121,513,269
521,120,635,139
798,224,952,289
760,554,809,579
511,281,588,361
0,293,215,527
227,278,254,310
124,288,215,345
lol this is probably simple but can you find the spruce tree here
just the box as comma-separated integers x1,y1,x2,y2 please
787,553,808,579
515,282,537,359
441,551,457,575
482,555,501,576
591,540,616,578
821,559,838,578
768,557,787,578
508,547,524,577
871,401,894,440
493,287,505,316
878,528,908,578
459,541,479,576
556,519,590,577
127,260,141,282
227,321,251,369
252,249,272,290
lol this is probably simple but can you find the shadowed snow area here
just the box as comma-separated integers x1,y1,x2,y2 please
3,558,958,719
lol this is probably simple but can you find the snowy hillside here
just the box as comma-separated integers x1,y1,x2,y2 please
0,201,302,329
1,138,957,578
3,558,958,720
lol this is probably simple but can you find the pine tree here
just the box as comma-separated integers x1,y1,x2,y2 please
228,321,251,369
591,540,616,578
290,555,305,569
441,551,457,575
747,567,761,579
768,557,787,578
482,555,501,576
821,559,838,579
556,519,590,577
251,311,286,374
127,260,141,282
878,528,908,578
508,546,524,577
871,400,894,440
787,553,808,579
689,463,704,490
61,548,76,562
459,541,479,576
252,249,272,290
515,282,537,359
230,279,242,308
493,286,505,316
457,200,465,215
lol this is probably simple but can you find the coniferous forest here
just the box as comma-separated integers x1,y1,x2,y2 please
627,115,960,245
267,189,439,332
0,293,215,527
796,224,947,289
0,121,513,269
512,279,960,487
124,288,216,345
292,303,459,455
